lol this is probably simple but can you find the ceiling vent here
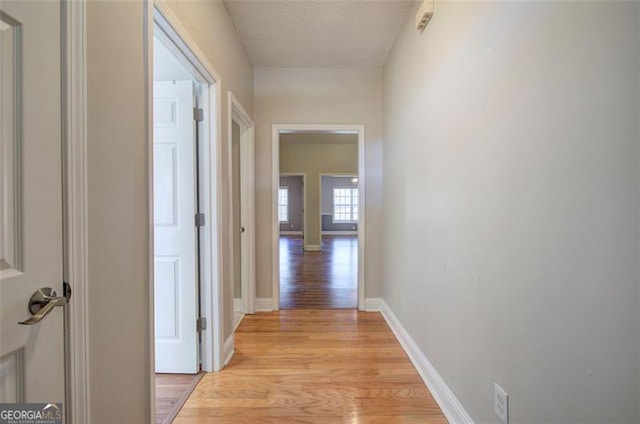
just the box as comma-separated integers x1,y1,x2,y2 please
415,0,434,32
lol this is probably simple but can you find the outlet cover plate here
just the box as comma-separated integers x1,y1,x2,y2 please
494,383,508,424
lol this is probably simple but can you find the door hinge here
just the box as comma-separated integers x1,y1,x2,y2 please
197,317,207,332
194,107,204,122
63,281,72,302
195,213,205,227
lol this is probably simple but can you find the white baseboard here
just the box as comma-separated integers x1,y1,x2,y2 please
280,231,303,235
380,301,474,424
233,311,245,332
255,298,274,312
223,334,234,366
322,231,357,236
233,298,242,312
364,298,383,311
304,245,321,251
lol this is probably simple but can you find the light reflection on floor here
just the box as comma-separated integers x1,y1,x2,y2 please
279,235,357,309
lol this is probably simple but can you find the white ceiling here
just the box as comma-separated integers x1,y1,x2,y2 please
223,0,415,68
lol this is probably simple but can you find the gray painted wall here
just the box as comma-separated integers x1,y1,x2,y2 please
279,175,304,232
383,2,640,423
321,215,357,233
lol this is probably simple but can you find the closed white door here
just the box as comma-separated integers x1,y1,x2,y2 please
153,80,199,373
0,0,65,408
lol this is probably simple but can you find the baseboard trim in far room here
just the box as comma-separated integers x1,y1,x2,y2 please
379,300,475,424
280,231,303,235
303,245,321,251
321,231,358,236
255,298,274,312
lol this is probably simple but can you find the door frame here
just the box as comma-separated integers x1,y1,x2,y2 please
271,124,366,311
148,0,226,378
63,0,90,422
227,93,256,315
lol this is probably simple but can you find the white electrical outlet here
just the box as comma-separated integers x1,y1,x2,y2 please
494,384,509,424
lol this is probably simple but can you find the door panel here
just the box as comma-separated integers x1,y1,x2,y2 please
153,80,198,374
0,0,64,405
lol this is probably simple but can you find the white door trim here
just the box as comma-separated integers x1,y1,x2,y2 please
271,124,366,311
227,92,256,315
63,0,90,422
151,0,224,377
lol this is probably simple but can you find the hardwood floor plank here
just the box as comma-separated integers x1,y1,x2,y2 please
280,235,357,309
175,310,448,423
155,372,204,424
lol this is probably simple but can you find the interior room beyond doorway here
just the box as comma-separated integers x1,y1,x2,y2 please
277,132,359,309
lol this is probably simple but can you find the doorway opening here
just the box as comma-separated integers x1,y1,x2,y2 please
150,5,225,424
272,125,366,311
228,93,256,330
152,33,204,424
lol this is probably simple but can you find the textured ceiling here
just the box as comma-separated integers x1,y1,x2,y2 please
223,0,414,68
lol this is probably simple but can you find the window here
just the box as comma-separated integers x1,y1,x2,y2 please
333,188,358,222
278,187,289,222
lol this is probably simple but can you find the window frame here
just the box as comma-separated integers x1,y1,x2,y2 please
332,187,358,223
278,186,289,223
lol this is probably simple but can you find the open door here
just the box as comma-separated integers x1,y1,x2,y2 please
0,0,65,410
153,80,199,374
229,94,255,316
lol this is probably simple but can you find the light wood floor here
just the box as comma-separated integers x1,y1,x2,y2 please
174,310,447,423
156,372,204,424
280,235,357,309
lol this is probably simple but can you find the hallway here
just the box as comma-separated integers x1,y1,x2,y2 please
280,235,358,309
174,310,447,423
58,1,640,421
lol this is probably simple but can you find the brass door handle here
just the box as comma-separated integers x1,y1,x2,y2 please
19,288,67,325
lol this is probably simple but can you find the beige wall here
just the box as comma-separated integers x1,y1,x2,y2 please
86,1,253,421
383,2,640,423
87,2,150,422
163,1,253,340
254,68,384,298
280,137,357,247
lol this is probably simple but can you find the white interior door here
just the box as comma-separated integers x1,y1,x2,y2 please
153,80,199,374
0,0,65,408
